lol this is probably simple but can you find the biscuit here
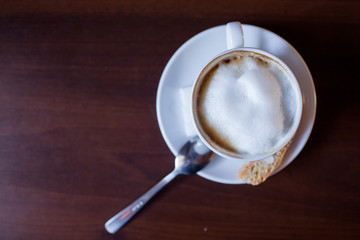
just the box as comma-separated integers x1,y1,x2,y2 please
237,141,291,185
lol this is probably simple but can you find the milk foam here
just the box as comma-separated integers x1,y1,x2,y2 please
197,54,298,156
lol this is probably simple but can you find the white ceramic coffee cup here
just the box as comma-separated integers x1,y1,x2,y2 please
191,21,303,162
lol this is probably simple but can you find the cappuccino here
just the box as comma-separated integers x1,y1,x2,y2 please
193,51,301,158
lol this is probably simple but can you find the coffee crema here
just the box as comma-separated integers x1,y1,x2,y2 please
194,51,301,158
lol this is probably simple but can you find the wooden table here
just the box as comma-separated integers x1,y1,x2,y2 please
0,1,359,239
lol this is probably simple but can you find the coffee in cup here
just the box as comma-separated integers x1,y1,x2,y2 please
192,49,302,161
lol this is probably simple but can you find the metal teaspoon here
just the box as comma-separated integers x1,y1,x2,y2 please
105,137,214,234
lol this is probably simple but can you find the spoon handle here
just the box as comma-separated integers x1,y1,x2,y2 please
105,170,178,234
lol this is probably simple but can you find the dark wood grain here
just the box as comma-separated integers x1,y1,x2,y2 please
0,1,359,239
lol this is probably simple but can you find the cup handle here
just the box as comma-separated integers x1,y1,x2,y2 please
226,21,244,49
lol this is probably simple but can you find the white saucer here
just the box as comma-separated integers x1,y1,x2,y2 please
156,24,316,184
